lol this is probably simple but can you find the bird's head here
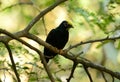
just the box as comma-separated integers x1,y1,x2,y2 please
59,21,73,30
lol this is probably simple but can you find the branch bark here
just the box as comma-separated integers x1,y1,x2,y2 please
24,0,67,32
0,0,68,81
3,42,21,82
67,62,78,82
0,0,120,81
66,36,119,51
0,29,55,82
1,28,120,80
83,65,93,82
0,2,33,12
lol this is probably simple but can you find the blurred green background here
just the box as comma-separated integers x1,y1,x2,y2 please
0,0,120,82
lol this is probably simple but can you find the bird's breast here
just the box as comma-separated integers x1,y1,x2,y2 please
54,30,69,49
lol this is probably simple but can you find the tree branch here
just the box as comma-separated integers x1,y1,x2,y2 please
0,0,119,81
0,29,55,82
1,28,120,81
42,17,47,35
0,2,33,12
75,58,120,80
25,33,60,54
3,42,21,82
101,71,107,82
0,30,27,42
112,75,114,82
24,0,67,32
83,65,93,82
23,31,120,80
66,36,120,51
24,33,120,81
0,0,68,81
66,62,78,82
0,0,68,43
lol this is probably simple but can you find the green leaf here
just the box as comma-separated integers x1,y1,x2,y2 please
22,66,29,70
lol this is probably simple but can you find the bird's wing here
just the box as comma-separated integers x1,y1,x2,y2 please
45,29,57,45
45,28,68,49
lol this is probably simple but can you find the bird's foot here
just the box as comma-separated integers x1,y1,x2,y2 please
59,49,64,55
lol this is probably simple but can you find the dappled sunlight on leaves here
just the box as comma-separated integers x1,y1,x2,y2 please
0,0,120,82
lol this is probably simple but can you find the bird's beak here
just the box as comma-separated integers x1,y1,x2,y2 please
68,24,73,28
66,24,73,31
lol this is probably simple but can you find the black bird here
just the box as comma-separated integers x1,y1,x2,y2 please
44,21,73,63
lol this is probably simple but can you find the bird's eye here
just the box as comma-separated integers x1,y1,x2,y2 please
63,22,68,27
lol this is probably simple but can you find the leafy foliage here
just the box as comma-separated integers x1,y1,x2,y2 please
0,0,120,82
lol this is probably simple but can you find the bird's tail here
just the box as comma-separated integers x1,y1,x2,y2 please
45,57,50,63
41,57,49,64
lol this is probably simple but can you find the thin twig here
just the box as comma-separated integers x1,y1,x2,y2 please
0,0,68,43
76,58,120,80
66,36,120,51
42,17,47,35
111,75,114,82
83,65,93,82
1,28,120,81
30,0,41,12
25,33,60,54
3,66,6,82
0,29,55,82
3,42,21,82
66,62,78,82
0,2,33,12
24,0,67,32
101,71,107,82
22,31,120,80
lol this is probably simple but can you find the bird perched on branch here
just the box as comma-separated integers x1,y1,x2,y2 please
44,21,73,63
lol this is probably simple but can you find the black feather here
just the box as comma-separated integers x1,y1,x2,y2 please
43,21,72,63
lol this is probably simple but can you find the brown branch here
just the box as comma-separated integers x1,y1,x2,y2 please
66,62,78,82
0,0,67,43
1,28,120,80
23,32,120,80
0,30,27,43
66,36,120,51
26,31,120,81
101,72,107,82
25,33,60,54
112,75,114,82
83,65,93,82
0,1,68,81
3,42,21,82
0,29,55,82
24,0,67,32
0,2,33,12
1,4,119,82
42,17,47,35
59,53,120,80
75,58,120,80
